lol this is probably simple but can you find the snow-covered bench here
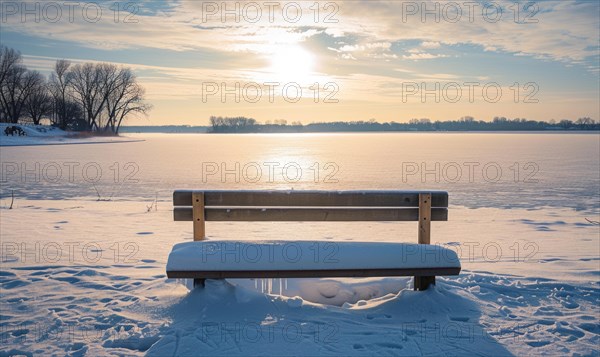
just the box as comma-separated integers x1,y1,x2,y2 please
168,190,460,290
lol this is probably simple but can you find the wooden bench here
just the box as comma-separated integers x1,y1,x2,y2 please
168,190,460,291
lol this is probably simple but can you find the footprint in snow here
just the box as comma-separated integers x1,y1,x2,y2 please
449,316,470,322
562,301,580,309
373,342,403,350
578,323,600,335
526,340,551,348
366,314,392,320
550,325,585,339
537,319,555,326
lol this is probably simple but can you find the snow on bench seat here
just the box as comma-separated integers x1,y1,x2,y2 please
166,240,461,279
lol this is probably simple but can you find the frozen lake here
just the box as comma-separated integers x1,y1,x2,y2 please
1,132,599,212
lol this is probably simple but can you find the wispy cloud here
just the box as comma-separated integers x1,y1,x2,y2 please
4,1,598,65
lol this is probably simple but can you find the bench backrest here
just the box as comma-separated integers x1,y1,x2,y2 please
173,190,448,242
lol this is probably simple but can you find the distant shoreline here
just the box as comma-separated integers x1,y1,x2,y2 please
119,126,599,134
120,119,600,133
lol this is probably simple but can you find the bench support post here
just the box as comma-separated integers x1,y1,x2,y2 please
192,192,206,241
414,276,435,291
415,193,434,290
193,278,206,288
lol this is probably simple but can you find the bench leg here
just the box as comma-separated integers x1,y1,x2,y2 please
193,278,206,288
414,276,435,291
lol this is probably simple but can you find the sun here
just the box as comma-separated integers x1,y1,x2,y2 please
269,45,315,83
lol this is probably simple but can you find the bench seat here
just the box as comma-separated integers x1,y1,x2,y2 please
166,240,461,279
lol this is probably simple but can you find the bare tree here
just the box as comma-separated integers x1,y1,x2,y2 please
49,99,83,129
559,119,573,129
49,59,73,129
1,47,150,130
104,67,151,134
113,83,151,134
209,116,257,132
66,62,151,133
576,117,595,129
103,66,132,132
0,46,25,122
0,66,43,123
97,63,123,131
24,73,53,125
0,46,22,93
67,63,109,131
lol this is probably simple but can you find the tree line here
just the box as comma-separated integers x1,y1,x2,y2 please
0,46,151,134
208,116,599,133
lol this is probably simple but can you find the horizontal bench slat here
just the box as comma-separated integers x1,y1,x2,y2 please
173,207,448,221
167,267,460,279
173,190,448,208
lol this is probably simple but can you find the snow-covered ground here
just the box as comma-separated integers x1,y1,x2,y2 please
1,199,598,356
0,123,143,146
0,133,598,356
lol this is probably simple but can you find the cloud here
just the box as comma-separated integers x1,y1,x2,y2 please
402,52,448,60
5,0,599,88
339,44,363,52
421,41,441,49
330,40,398,61
3,1,598,68
21,54,267,100
335,1,599,66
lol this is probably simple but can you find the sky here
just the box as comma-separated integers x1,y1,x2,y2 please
1,0,599,125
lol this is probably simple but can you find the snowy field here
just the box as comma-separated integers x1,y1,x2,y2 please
0,123,143,147
0,133,598,356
